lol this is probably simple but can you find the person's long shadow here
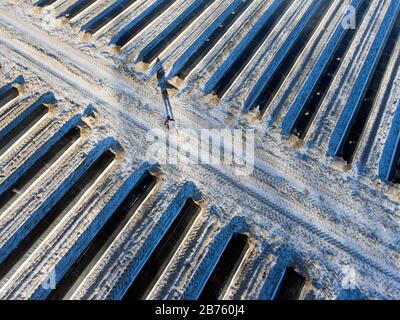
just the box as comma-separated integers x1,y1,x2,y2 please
156,58,176,120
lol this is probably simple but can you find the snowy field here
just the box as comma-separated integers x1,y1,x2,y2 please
0,0,399,299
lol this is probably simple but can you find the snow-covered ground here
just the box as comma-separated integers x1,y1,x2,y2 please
0,0,399,299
